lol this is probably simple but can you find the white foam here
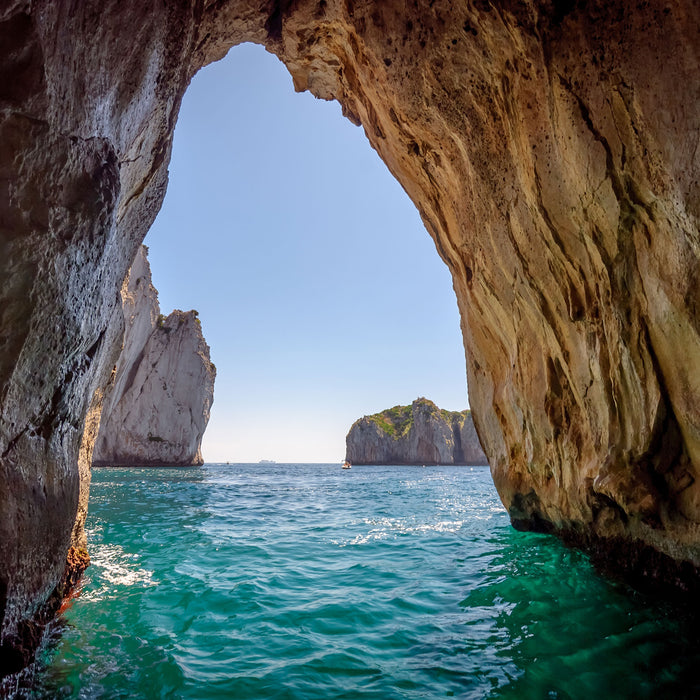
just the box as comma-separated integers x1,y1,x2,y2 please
333,517,467,546
81,542,155,600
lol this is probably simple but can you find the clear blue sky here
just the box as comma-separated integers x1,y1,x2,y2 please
145,43,469,463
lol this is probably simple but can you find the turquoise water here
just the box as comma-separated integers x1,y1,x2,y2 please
21,464,700,698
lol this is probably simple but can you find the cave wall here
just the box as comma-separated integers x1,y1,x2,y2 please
0,0,697,673
242,0,699,572
0,0,196,672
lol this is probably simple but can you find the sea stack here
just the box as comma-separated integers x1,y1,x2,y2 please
92,246,216,467
346,398,487,466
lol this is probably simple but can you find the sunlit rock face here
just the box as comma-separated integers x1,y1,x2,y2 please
346,398,487,465
0,0,698,675
252,0,699,587
92,246,215,467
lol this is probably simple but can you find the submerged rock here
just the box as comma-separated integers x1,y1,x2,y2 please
346,398,486,466
93,246,216,467
0,0,698,676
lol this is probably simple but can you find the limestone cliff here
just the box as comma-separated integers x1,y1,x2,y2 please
92,246,216,467
346,398,487,466
0,0,699,676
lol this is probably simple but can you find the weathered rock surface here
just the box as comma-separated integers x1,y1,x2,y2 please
0,0,698,676
346,398,487,466
92,246,215,467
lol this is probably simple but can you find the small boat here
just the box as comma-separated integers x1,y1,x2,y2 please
342,460,352,470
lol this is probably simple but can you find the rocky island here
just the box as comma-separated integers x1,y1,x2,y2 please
346,398,486,466
92,246,216,467
0,0,698,675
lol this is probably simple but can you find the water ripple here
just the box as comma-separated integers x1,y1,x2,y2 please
24,464,700,699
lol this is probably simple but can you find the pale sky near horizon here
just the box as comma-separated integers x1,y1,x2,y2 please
145,43,469,463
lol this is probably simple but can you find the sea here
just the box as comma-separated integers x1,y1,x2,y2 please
11,463,700,698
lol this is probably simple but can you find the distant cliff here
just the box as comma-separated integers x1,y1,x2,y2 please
92,246,216,466
346,398,487,466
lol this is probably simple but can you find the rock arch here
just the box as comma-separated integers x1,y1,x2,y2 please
0,0,698,673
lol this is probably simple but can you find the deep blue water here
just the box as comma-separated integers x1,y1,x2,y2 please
16,463,700,698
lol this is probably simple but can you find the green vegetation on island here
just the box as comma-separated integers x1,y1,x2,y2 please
365,397,471,440
346,397,485,466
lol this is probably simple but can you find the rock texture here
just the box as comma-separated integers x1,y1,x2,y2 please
92,246,216,467
346,398,487,466
0,0,698,676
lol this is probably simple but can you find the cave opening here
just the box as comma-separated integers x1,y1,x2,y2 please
143,42,469,463
3,2,700,687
